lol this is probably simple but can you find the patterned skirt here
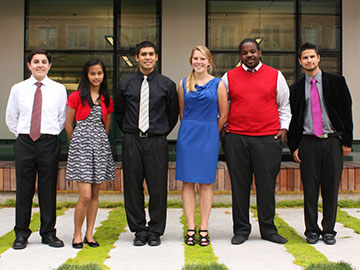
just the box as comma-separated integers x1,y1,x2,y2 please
66,105,115,183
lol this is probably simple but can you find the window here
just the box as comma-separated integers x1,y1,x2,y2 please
25,0,161,159
207,0,342,83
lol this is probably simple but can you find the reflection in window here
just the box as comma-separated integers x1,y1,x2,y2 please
208,0,296,51
118,0,159,49
300,0,340,50
67,27,88,49
27,0,113,51
208,0,341,82
39,27,56,48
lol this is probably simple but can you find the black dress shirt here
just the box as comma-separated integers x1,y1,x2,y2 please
114,70,179,135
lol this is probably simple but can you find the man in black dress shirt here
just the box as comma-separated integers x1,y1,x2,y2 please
114,41,179,246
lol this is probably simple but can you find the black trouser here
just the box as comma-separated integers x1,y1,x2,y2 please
298,135,343,236
224,133,282,237
122,133,168,236
14,134,60,238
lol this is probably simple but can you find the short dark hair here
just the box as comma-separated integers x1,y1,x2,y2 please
135,41,158,56
27,48,51,63
239,38,261,53
299,42,319,58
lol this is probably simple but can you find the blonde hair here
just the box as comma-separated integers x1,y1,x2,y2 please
186,45,214,93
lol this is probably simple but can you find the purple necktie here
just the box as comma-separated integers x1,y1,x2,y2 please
311,78,323,137
29,82,43,141
247,68,256,73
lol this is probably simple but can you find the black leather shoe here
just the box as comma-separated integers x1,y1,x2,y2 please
72,239,83,249
323,234,336,245
262,234,288,244
306,233,319,244
84,236,99,247
12,237,28,249
148,234,161,246
231,234,248,245
42,235,64,248
133,234,147,246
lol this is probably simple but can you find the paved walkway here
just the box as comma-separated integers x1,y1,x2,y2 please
0,207,360,270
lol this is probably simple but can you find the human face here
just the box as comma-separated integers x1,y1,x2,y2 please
87,64,104,88
135,47,158,74
27,54,51,81
191,50,210,74
299,49,320,74
240,42,261,69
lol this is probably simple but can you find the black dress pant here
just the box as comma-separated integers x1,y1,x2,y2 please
14,135,60,238
298,135,343,236
224,133,282,237
122,133,168,236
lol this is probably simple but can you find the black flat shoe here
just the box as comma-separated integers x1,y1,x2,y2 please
261,233,288,244
42,235,64,248
12,237,28,250
323,234,336,245
133,233,147,246
231,234,248,245
84,236,100,247
72,239,83,249
306,232,319,244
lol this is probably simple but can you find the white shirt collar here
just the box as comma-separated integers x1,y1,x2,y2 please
242,61,262,72
29,75,50,87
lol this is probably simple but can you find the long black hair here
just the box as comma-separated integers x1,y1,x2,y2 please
78,58,110,108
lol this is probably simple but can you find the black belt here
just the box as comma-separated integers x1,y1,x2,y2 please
19,134,56,141
128,131,162,138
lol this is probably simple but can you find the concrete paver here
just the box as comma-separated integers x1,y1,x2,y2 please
277,208,360,270
105,208,184,270
209,208,302,270
1,207,360,270
0,208,109,270
343,208,360,220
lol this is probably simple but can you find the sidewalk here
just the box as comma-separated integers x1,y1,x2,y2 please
0,207,359,270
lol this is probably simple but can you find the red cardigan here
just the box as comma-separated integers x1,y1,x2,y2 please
67,90,114,124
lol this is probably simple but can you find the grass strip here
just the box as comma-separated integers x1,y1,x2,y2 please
57,263,104,270
305,261,354,270
251,209,328,268
181,208,228,269
336,208,360,234
0,207,66,255
59,207,127,270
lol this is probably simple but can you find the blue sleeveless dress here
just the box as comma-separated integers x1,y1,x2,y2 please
176,77,220,184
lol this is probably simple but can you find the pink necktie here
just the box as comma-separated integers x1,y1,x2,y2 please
311,78,323,137
29,82,43,141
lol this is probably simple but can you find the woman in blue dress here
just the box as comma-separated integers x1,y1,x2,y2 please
176,46,228,246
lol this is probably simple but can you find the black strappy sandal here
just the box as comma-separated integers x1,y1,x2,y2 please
185,229,196,246
199,229,210,247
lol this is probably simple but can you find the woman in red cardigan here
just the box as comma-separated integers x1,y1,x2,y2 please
65,59,115,249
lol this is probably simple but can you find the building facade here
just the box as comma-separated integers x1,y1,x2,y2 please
0,0,359,160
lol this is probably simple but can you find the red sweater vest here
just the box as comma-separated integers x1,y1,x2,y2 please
227,64,280,136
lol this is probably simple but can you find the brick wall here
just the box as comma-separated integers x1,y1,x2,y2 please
1,161,360,192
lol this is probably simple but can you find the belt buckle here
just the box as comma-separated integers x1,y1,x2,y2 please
139,131,148,138
320,133,328,139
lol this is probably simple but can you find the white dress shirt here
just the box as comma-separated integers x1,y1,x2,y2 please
6,75,68,136
221,62,292,130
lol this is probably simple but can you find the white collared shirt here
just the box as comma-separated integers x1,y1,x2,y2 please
221,61,292,130
6,75,68,136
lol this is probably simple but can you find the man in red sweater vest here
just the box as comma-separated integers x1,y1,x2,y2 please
222,38,291,245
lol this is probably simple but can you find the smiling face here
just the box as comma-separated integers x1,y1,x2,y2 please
240,41,261,69
191,49,211,74
27,54,51,81
135,47,158,74
87,64,104,88
299,49,321,75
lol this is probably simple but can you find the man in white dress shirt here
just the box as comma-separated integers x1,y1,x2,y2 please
222,38,291,245
6,48,67,249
